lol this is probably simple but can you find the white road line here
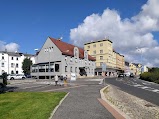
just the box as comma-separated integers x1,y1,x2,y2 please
151,89,159,92
142,82,151,85
140,86,149,89
133,84,143,87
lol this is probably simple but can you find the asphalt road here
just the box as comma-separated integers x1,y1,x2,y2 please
104,77,159,106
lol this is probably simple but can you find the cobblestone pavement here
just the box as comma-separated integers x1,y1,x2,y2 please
104,85,159,119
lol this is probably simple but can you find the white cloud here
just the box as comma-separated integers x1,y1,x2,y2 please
0,41,19,52
70,0,159,67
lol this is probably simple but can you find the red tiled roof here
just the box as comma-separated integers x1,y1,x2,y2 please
49,37,96,61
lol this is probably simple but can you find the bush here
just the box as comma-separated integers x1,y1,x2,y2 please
140,71,159,83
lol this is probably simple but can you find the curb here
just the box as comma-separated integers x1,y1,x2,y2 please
100,86,130,119
49,92,70,119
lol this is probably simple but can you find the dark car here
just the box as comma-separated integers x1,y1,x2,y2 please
130,73,134,78
118,73,125,78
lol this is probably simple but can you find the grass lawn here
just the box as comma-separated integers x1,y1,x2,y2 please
0,92,67,119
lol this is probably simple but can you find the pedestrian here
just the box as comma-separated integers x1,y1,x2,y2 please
59,75,64,86
2,71,7,86
55,75,58,86
64,75,67,86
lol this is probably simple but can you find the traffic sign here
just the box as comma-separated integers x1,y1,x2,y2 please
102,63,106,72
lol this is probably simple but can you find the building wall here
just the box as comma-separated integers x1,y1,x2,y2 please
32,38,96,78
84,40,113,68
0,52,35,75
116,53,124,71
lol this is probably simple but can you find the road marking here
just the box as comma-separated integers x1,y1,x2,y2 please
151,89,159,92
133,84,143,87
140,86,149,89
142,82,151,85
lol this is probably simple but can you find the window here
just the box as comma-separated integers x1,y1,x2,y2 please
100,56,103,60
65,66,67,72
75,67,77,73
70,67,72,72
16,57,18,60
11,57,13,60
16,63,18,68
87,46,90,49
93,44,96,47
1,63,4,67
93,51,96,55
70,57,73,62
100,62,103,66
11,70,14,74
55,64,59,72
2,56,4,60
65,56,67,61
11,63,14,68
100,43,103,46
100,50,103,54
16,71,18,74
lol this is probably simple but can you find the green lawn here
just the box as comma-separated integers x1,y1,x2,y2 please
0,92,67,119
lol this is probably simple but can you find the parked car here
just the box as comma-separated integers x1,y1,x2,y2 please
130,73,134,78
25,74,31,78
7,74,26,80
118,73,125,78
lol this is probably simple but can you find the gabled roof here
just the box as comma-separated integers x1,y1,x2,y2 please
49,37,96,61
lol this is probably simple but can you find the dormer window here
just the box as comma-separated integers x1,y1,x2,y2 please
65,56,67,61
70,57,73,62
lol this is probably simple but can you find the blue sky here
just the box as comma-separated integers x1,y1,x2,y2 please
1,0,159,67
0,0,147,53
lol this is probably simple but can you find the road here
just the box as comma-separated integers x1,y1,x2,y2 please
104,77,159,106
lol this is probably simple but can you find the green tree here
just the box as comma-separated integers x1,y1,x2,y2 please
22,58,33,75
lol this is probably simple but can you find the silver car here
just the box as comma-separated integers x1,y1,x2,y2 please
7,74,26,80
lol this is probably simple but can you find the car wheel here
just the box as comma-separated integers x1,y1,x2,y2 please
22,77,25,80
10,77,14,80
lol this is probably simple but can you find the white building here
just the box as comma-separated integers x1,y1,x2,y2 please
31,37,96,79
0,51,35,75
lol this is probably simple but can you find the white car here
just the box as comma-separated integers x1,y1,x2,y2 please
7,74,26,80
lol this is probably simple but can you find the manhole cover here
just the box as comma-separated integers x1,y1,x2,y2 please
145,103,155,107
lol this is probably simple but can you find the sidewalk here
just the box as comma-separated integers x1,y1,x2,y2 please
52,83,115,119
102,85,159,119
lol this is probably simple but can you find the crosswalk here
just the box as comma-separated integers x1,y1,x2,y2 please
116,78,159,94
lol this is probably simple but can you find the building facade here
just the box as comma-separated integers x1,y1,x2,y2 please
31,37,96,79
84,39,125,76
0,51,35,75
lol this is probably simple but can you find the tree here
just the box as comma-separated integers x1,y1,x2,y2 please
22,58,33,75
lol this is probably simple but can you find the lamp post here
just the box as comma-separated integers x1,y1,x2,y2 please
34,49,39,79
47,48,51,85
136,47,143,74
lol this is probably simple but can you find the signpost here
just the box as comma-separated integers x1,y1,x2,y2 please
102,63,106,85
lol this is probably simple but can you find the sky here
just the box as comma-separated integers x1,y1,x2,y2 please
0,0,159,67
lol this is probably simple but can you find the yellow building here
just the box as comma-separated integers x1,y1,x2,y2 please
84,39,124,76
116,52,125,71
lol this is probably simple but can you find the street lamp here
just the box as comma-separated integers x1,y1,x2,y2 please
47,47,51,84
34,49,39,79
136,47,143,74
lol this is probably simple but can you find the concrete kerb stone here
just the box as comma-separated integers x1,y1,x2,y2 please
49,92,70,119
100,86,130,119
